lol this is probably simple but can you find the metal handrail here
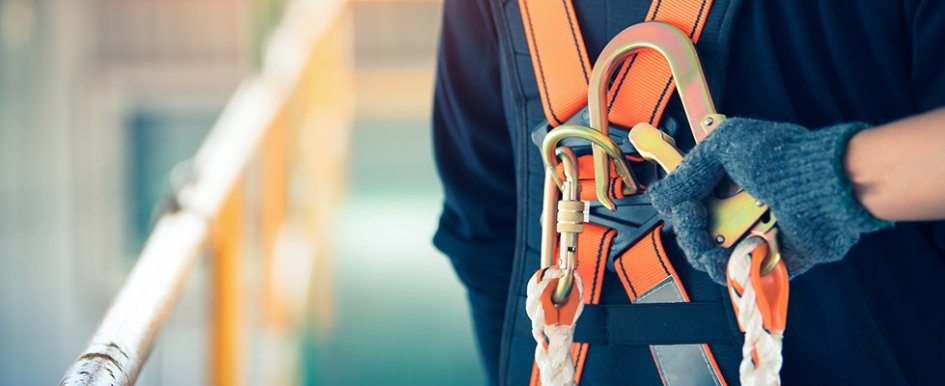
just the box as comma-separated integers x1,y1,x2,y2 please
59,0,351,384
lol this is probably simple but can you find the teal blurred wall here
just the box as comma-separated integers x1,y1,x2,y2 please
0,0,484,385
302,118,482,385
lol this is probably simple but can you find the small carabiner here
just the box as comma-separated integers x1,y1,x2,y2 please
539,144,583,304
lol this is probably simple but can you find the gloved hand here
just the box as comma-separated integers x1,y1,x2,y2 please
647,117,893,284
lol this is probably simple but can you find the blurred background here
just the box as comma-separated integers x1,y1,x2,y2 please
0,0,485,385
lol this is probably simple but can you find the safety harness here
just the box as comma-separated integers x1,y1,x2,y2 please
517,1,790,385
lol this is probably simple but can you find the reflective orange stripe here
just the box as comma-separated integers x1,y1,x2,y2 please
518,0,712,129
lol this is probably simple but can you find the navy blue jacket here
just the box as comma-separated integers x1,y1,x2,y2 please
433,1,945,384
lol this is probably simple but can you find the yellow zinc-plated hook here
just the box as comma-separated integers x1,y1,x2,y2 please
587,21,727,204
628,122,782,274
541,124,637,211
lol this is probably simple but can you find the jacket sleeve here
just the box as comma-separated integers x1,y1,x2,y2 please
907,0,945,253
909,0,945,112
431,0,516,379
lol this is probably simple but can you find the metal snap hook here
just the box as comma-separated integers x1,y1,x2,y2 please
627,122,771,249
588,21,723,144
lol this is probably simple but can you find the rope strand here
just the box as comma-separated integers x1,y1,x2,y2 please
525,268,584,386
728,238,784,386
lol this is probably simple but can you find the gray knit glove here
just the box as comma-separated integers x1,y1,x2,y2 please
647,118,892,284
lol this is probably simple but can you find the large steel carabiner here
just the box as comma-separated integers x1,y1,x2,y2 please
588,22,724,144
584,22,725,210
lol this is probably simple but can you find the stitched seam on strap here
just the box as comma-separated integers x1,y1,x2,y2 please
651,229,671,276
609,175,617,199
649,0,663,21
647,76,675,124
702,344,724,386
560,0,589,82
607,53,637,112
522,0,564,125
690,0,709,38
696,343,722,386
609,0,662,110
590,228,613,302
650,346,671,384
574,344,586,378
617,257,638,298
590,228,616,301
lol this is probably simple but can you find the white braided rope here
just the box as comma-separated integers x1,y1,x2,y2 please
525,268,585,386
728,238,784,386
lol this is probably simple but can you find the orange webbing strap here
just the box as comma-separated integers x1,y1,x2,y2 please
615,224,684,302
615,224,726,386
530,223,614,386
555,154,645,201
522,1,719,383
530,225,727,385
518,0,713,129
518,0,592,126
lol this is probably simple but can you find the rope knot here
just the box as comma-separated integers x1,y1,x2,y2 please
525,268,584,386
727,237,790,386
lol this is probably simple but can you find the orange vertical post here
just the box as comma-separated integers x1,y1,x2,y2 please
211,183,245,386
260,109,289,329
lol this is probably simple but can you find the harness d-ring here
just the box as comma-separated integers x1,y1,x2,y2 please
542,124,636,212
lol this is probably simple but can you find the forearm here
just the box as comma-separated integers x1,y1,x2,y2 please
844,107,945,221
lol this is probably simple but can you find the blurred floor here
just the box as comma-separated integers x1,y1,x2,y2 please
302,118,484,385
